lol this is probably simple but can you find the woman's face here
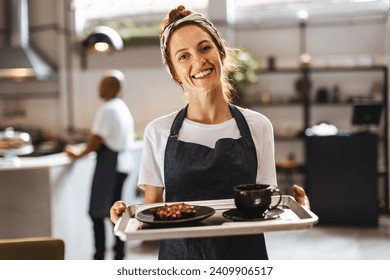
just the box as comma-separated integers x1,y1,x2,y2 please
168,24,223,94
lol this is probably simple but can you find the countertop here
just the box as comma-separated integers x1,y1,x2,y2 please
0,153,72,171
0,140,143,171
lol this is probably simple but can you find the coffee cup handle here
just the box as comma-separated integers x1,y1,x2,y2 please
269,188,282,210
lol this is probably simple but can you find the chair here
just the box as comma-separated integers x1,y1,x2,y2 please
0,237,65,260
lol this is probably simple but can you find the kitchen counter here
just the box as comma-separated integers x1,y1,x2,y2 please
0,151,73,171
0,141,143,259
0,151,95,259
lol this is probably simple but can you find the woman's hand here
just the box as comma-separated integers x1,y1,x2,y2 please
292,184,310,209
110,200,127,224
109,186,162,225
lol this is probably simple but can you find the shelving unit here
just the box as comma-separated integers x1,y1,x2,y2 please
235,65,388,213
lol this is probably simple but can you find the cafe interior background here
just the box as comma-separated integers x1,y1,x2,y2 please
0,0,389,260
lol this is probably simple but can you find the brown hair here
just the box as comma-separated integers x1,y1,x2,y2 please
160,5,238,101
161,5,192,31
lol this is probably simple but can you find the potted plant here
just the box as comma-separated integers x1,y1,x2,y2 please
230,49,260,105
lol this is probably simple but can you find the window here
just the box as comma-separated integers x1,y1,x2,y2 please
227,0,390,27
74,0,209,45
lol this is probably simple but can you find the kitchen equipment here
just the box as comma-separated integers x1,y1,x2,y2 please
0,127,33,166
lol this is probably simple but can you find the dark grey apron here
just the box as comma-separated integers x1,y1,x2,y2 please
89,143,118,219
160,103,268,260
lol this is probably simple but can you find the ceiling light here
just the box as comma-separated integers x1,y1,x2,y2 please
82,26,123,53
80,26,124,68
296,9,309,23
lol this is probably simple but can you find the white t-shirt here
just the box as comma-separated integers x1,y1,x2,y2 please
138,108,277,189
92,97,135,173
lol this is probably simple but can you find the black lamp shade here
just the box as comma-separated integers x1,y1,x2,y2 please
82,26,123,53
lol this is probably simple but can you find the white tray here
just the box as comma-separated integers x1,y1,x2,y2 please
114,195,318,241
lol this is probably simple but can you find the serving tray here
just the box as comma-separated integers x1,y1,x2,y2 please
114,195,318,241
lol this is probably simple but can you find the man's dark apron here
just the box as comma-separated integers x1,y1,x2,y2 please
160,103,268,260
89,143,118,219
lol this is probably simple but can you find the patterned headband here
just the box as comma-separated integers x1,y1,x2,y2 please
160,13,226,78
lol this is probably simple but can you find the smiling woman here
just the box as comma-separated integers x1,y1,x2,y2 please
110,4,309,260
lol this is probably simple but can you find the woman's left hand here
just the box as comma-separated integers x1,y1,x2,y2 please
292,184,310,209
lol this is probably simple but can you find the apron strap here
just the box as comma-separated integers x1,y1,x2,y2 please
169,105,188,138
228,103,256,149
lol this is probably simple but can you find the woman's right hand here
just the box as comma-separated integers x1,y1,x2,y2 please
110,186,163,224
110,200,127,224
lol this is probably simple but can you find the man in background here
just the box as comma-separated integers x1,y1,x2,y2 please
66,70,135,260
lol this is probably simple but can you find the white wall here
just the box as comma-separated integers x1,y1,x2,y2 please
70,67,186,135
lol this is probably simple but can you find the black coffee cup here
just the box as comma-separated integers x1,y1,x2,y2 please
233,184,282,218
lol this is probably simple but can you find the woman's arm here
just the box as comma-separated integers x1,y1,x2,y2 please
144,185,164,204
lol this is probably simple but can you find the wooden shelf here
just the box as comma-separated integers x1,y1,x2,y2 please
244,65,389,212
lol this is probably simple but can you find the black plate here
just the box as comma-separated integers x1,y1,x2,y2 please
136,205,215,225
222,208,284,222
